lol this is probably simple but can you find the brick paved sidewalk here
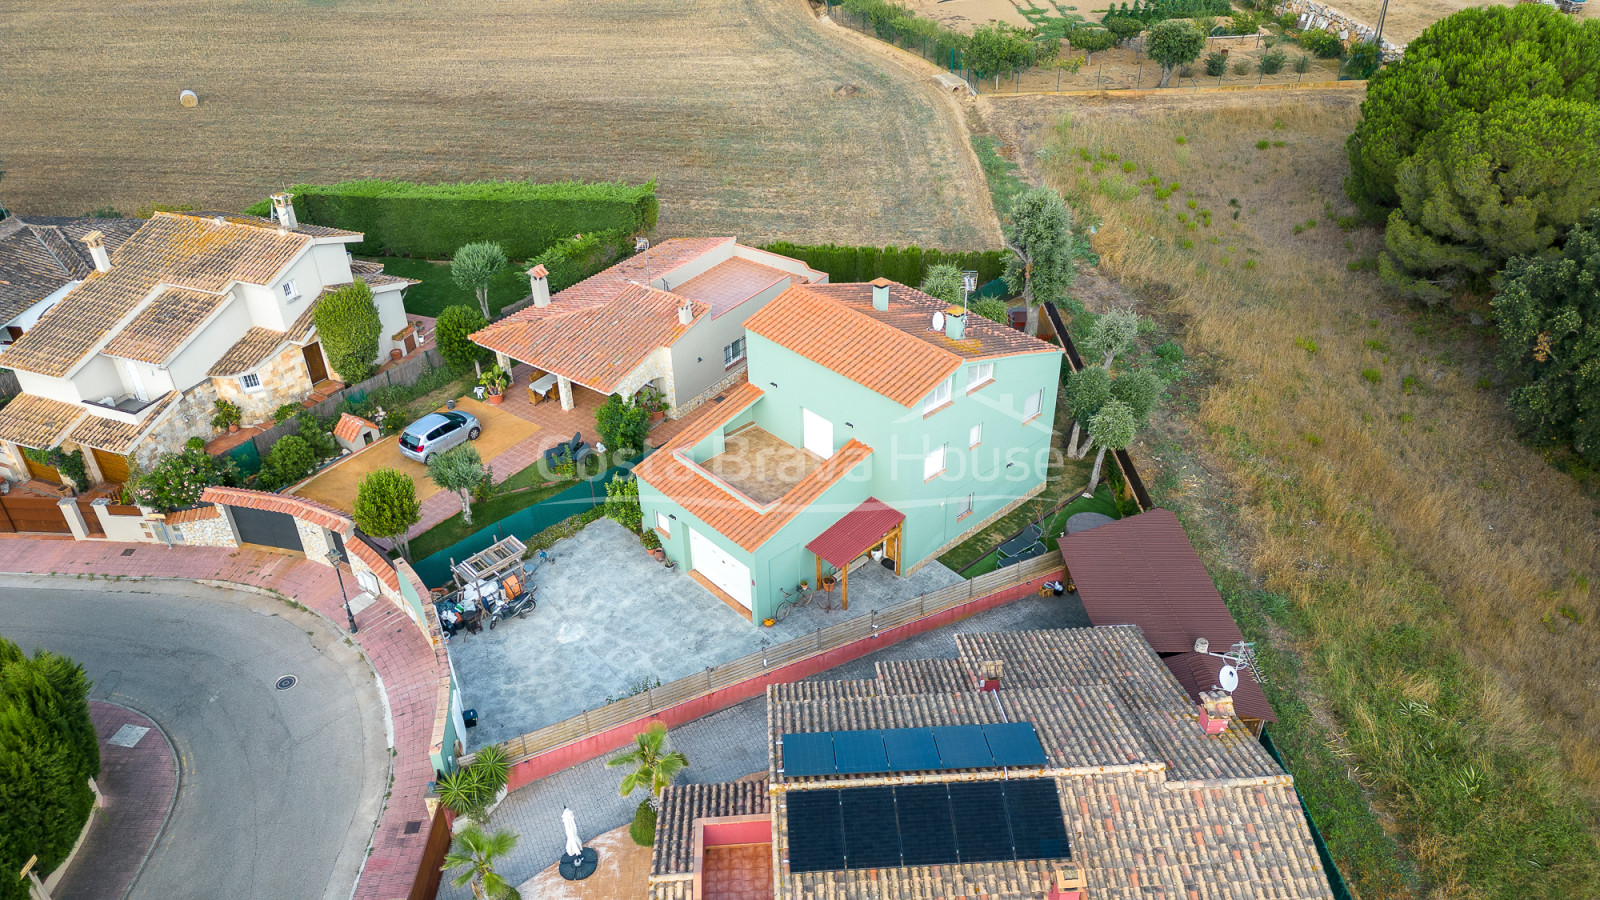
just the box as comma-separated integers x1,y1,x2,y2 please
0,540,443,900
52,701,177,900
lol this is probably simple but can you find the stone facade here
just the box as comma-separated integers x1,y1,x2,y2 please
670,362,749,420
212,342,316,429
133,382,221,468
170,510,241,547
1275,0,1404,59
615,347,676,412
295,517,337,564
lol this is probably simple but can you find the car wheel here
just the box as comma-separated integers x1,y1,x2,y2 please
423,452,435,464
468,427,481,440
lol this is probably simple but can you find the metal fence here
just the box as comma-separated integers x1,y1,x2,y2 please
476,553,1062,765
1260,730,1355,900
1045,301,1153,513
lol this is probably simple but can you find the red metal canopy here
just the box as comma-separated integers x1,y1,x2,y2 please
806,497,904,569
1163,652,1277,723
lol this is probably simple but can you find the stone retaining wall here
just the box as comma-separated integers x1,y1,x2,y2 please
1276,0,1405,59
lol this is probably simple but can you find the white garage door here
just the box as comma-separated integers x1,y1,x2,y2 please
690,528,751,610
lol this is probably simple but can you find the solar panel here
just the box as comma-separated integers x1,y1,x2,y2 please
786,790,846,873
783,732,837,777
841,786,901,869
931,725,994,769
893,784,957,867
832,730,888,775
1004,779,1071,861
983,722,1049,767
882,727,941,772
949,781,1015,863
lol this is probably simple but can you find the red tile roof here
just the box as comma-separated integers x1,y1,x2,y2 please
165,504,222,524
805,497,904,568
348,534,402,593
742,283,1059,408
334,412,379,443
200,486,353,534
1163,652,1276,723
671,256,792,318
1057,508,1243,654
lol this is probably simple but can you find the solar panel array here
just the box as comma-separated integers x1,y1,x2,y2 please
786,778,1070,873
781,723,1048,777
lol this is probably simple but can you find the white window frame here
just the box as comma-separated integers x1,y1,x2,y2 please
656,511,671,537
1023,388,1043,421
281,279,300,302
723,337,745,368
969,423,983,448
966,362,994,392
238,372,263,393
920,378,953,415
924,444,946,480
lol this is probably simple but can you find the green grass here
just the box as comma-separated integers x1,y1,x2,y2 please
971,135,1030,219
408,457,608,559
362,256,532,320
954,482,1120,578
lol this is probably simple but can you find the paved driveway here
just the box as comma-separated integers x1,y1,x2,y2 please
0,577,389,900
449,518,962,748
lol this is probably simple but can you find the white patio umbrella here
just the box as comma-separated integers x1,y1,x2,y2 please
562,807,583,858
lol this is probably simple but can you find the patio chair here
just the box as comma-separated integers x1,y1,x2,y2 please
996,523,1044,561
543,432,591,467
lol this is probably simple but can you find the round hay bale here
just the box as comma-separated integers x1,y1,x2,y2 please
179,90,199,108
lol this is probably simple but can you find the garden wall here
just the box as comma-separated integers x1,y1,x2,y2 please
1275,0,1404,58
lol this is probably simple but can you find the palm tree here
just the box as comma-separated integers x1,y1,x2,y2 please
443,825,521,900
606,721,688,808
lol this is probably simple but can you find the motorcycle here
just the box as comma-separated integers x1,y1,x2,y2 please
487,569,536,629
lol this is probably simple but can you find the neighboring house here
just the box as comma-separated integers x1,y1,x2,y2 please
0,196,415,486
634,278,1062,624
648,624,1334,900
470,237,824,417
0,214,143,354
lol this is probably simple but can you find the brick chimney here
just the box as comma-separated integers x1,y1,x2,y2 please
271,193,297,230
528,265,550,308
978,659,1004,692
871,277,892,312
1198,689,1235,735
944,305,966,340
1048,864,1085,900
81,231,110,273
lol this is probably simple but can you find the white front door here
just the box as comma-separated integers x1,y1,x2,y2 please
802,408,833,459
690,528,751,610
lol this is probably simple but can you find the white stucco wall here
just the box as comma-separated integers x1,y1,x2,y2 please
165,296,252,391
373,285,410,358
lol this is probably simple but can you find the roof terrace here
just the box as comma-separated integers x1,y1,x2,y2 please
700,424,820,505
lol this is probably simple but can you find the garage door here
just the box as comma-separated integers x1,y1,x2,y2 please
689,528,751,610
92,449,131,484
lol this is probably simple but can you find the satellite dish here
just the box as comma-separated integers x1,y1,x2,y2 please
1218,665,1239,693
931,310,945,332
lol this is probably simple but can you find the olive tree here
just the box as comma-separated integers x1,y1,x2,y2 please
1146,20,1205,87
1083,399,1138,496
451,242,508,321
353,468,421,560
1002,188,1078,336
1070,27,1116,63
428,444,488,526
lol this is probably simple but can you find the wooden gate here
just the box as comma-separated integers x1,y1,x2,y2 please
25,455,61,484
230,505,304,552
92,449,132,484
0,494,71,533
76,498,105,536
407,804,452,900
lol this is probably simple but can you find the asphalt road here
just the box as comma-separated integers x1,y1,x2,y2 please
0,577,389,900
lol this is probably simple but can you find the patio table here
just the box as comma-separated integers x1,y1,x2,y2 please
528,372,559,404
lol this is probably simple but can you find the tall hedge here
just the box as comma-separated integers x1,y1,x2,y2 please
245,179,658,260
0,638,100,900
759,242,1007,288
313,280,383,383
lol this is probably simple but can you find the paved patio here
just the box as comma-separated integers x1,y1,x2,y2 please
447,518,962,748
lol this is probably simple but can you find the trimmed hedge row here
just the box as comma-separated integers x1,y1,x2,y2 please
243,179,658,260
759,242,1008,288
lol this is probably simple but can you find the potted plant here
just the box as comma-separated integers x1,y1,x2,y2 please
641,529,664,561
799,578,810,592
211,399,242,434
637,385,669,424
390,347,403,362
478,363,511,406
821,573,837,592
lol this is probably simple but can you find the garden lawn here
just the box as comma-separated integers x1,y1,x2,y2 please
366,256,532,320
953,483,1120,579
407,453,613,559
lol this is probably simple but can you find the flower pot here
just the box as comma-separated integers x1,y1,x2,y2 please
390,348,403,361
763,618,776,627
821,575,837,592
446,399,457,410
650,411,665,425
650,548,665,562
228,423,239,433
486,393,504,406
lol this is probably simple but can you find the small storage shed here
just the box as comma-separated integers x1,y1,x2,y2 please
333,413,381,454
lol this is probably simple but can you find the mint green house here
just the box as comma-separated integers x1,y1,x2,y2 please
632,279,1062,624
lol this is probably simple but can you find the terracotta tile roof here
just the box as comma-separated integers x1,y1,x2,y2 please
805,496,903,569
473,283,706,394
1058,508,1245,654
3,213,313,377
1164,651,1276,723
200,485,353,534
334,413,379,443
744,283,1059,408
189,210,361,240
207,327,288,377
67,391,180,454
556,237,732,305
671,256,793,318
655,381,764,451
0,393,86,449
651,780,770,877
874,658,974,694
101,287,231,364
635,427,873,553
0,216,141,323
348,534,402,593
769,679,879,702
165,504,221,524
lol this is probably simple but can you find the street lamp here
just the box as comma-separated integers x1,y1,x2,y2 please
327,547,358,634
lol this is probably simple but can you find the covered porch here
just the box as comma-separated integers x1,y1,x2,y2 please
805,497,907,611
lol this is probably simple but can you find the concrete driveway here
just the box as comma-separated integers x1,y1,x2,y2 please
448,518,960,748
0,577,389,900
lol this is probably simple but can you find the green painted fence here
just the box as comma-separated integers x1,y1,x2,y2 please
1260,730,1355,900
412,461,635,588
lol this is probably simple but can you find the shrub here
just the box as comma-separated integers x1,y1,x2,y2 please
969,296,1011,325
1298,29,1342,58
1361,368,1383,384
1343,39,1381,76
242,179,658,260
1229,11,1258,34
605,475,642,533
1203,51,1227,76
272,402,302,424
1102,15,1143,44
1233,60,1251,75
133,442,241,511
261,434,317,489
1259,49,1286,74
21,445,89,490
596,395,651,454
759,242,1006,287
210,399,242,430
313,280,382,382
529,230,634,293
630,799,658,847
434,304,491,372
0,639,100,892
353,468,421,560
1294,53,1312,73
966,22,1038,78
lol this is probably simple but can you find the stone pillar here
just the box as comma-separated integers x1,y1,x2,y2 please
495,351,511,375
78,444,105,485
558,376,574,411
58,498,91,541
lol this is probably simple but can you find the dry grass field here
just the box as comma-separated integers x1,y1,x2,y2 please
1331,0,1596,45
981,89,1600,896
0,0,999,249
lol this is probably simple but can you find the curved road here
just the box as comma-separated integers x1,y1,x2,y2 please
0,577,389,900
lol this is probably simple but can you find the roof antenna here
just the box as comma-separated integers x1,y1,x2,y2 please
636,236,652,288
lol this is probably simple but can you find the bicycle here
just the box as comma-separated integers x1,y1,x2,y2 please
772,578,841,623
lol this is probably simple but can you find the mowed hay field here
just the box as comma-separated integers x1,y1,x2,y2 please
0,0,998,248
984,89,1600,896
